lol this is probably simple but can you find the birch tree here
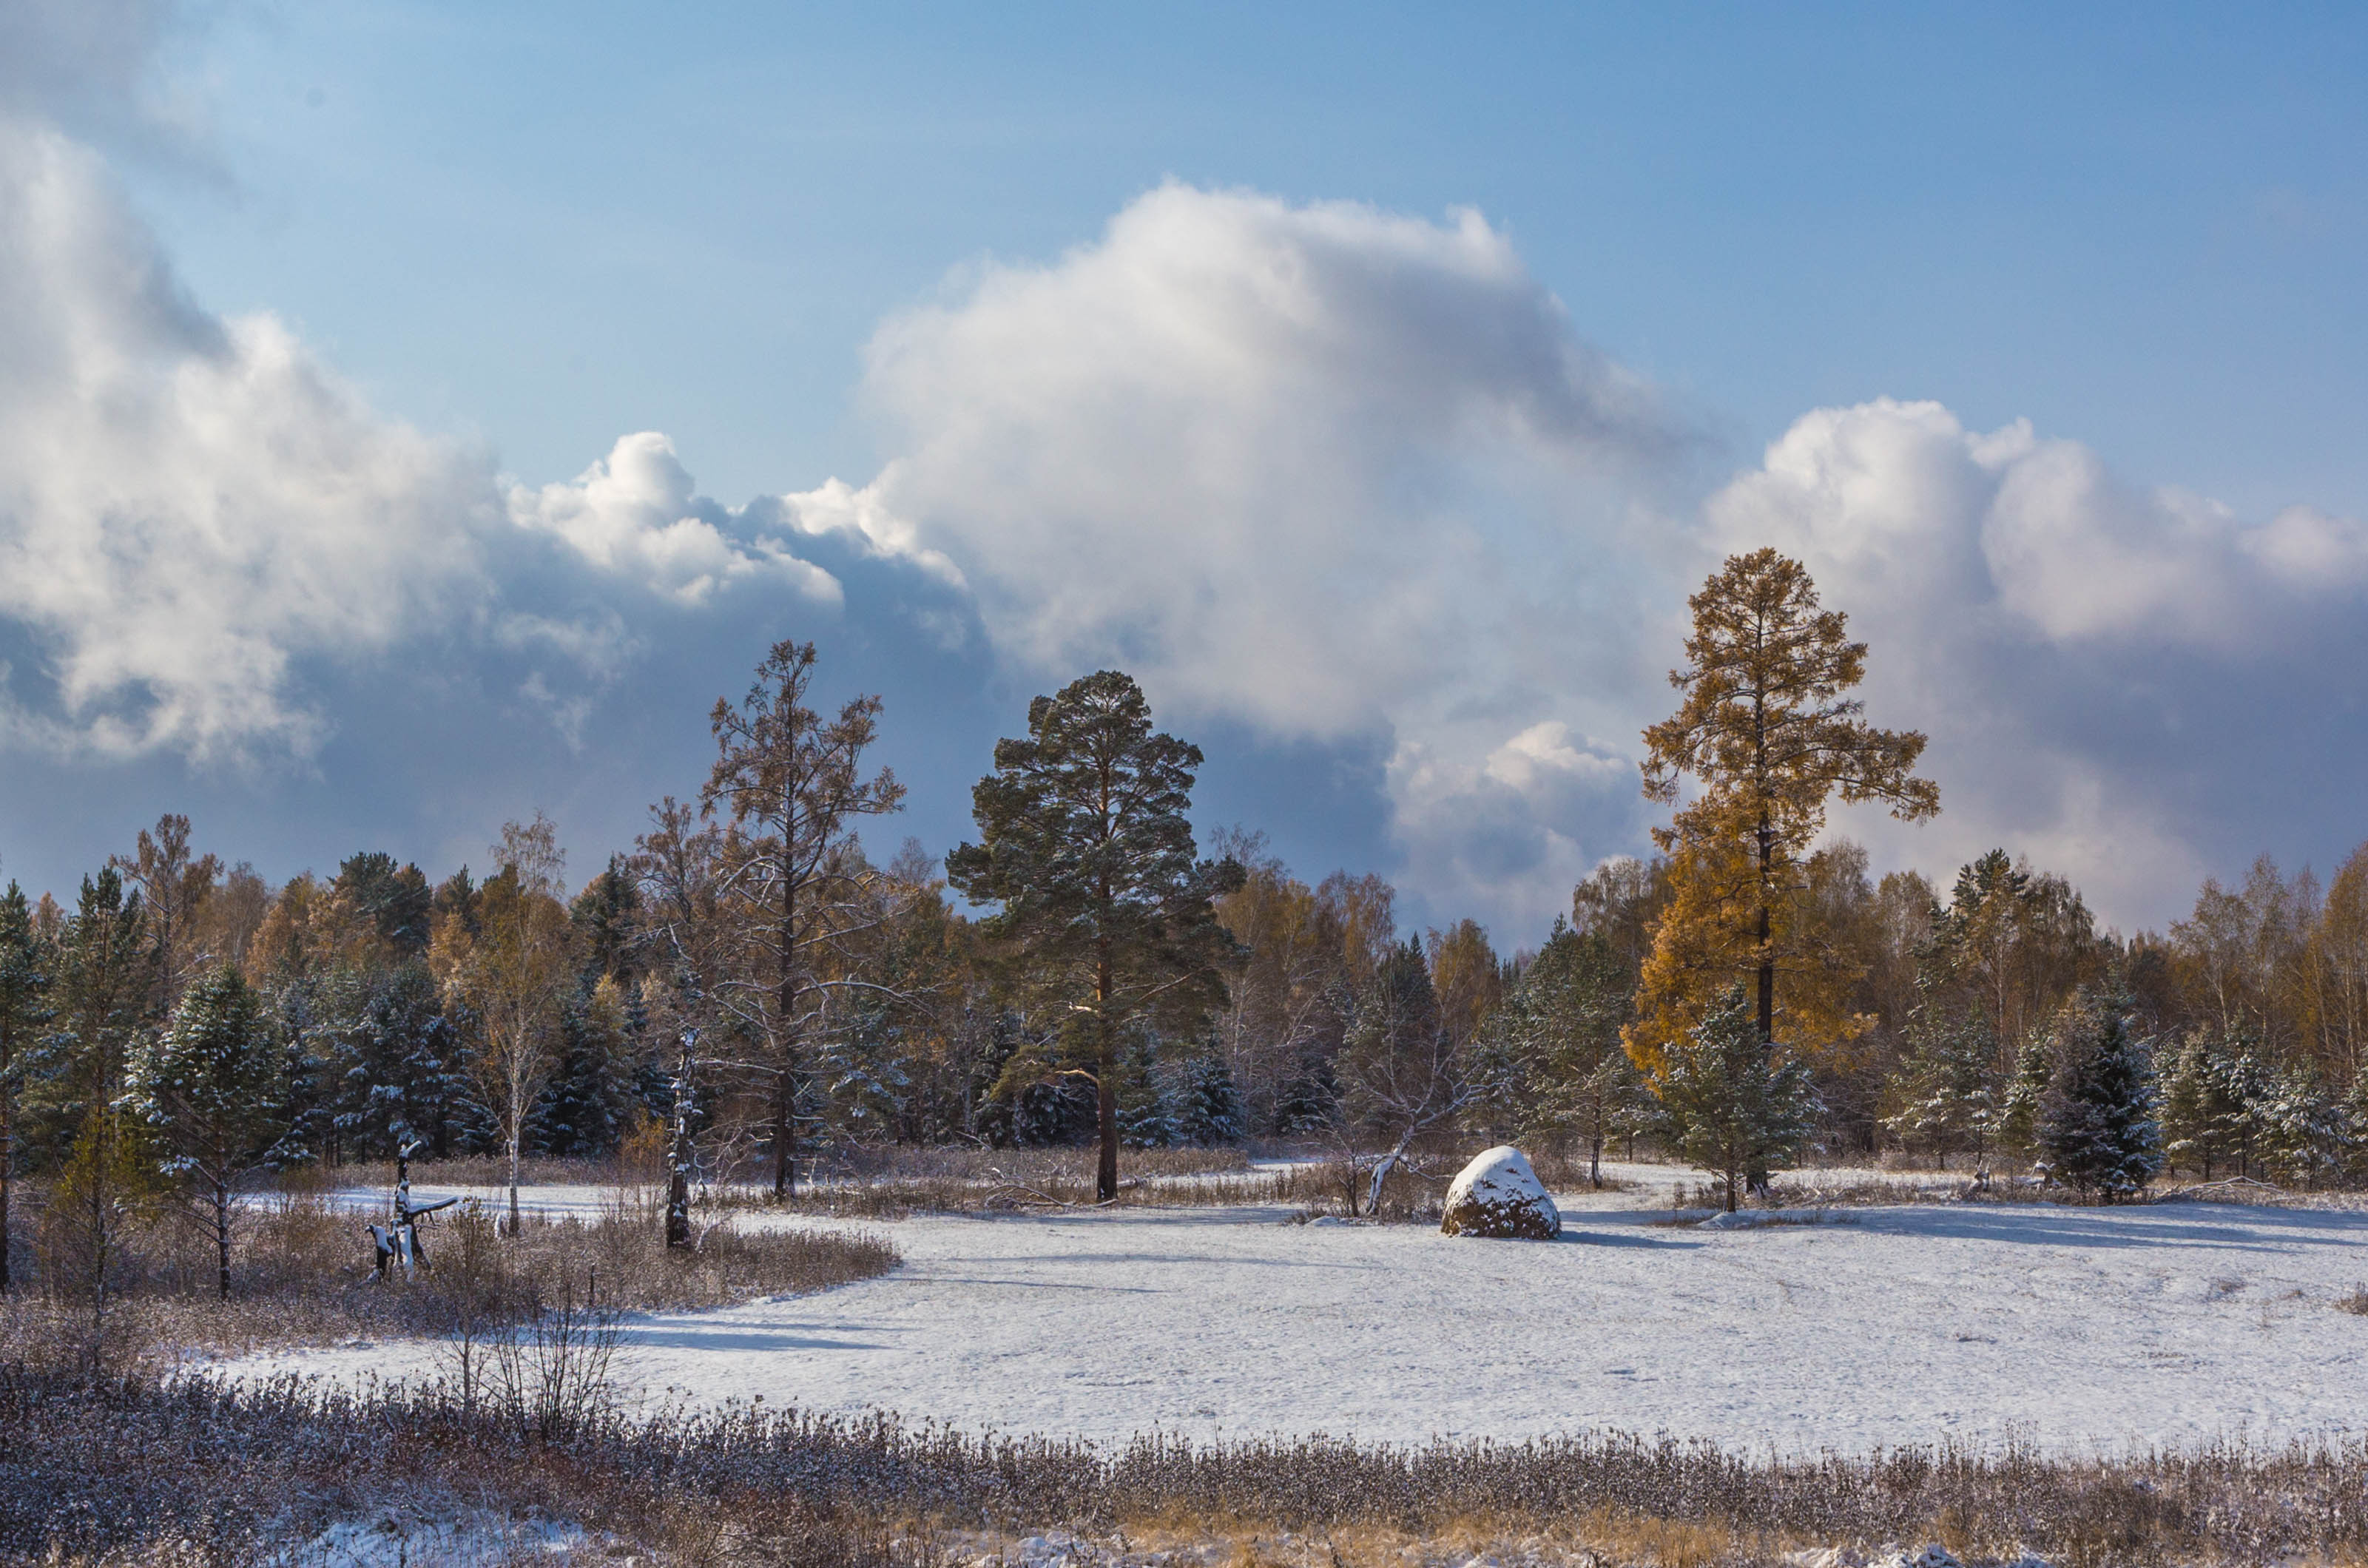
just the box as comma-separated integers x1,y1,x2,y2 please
434,815,576,1235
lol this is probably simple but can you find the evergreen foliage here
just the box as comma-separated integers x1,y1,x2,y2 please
2035,990,2163,1201
2158,1028,2273,1179
1180,1052,1246,1146
0,881,53,1291
1880,1003,1999,1169
1652,987,1819,1212
948,669,1243,1200
126,964,290,1298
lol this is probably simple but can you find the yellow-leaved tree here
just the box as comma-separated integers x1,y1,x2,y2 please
1628,549,1940,1074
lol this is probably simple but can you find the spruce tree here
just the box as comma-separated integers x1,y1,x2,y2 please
1653,986,1818,1212
1881,1003,1999,1169
2035,990,2162,1202
1181,1053,1246,1146
0,882,53,1293
2260,1065,2346,1189
127,964,289,1298
2158,1029,2271,1180
1116,1029,1182,1149
1998,1032,2054,1163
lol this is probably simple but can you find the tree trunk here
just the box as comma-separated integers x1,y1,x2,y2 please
775,862,802,1202
214,1179,232,1301
1366,1126,1416,1216
667,1035,694,1249
1588,1126,1603,1189
1096,942,1118,1203
772,1065,796,1201
507,1125,523,1238
0,1088,11,1294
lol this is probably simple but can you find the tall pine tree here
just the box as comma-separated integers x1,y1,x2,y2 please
948,670,1241,1202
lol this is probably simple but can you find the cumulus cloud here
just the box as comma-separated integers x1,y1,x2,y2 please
1707,397,2368,924
505,433,844,607
0,52,894,762
0,120,495,759
826,183,1684,932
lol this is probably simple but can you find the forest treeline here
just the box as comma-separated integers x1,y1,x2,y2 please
4,552,2368,1271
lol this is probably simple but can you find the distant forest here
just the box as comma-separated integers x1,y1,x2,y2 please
4,552,2366,1240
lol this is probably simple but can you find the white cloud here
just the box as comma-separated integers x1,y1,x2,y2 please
0,118,493,759
1709,396,2368,925
505,432,843,607
822,182,1682,929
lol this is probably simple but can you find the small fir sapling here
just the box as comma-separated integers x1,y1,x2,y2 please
1181,1053,1246,1146
2035,989,2163,1202
126,964,293,1299
1652,986,1818,1212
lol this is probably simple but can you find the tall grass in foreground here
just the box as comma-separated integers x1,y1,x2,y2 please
4,1371,2365,1566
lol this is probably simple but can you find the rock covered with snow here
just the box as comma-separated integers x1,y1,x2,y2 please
1440,1146,1560,1240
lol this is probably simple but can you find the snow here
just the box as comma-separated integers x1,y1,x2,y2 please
242,1173,2368,1456
271,1507,588,1566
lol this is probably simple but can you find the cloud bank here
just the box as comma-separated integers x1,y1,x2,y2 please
840,183,1684,930
1707,398,2368,922
4,3,2361,937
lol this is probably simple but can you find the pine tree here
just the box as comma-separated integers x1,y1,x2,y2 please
334,851,434,957
948,669,1243,1201
127,964,289,1298
0,882,53,1293
1653,986,1818,1212
2036,990,2162,1202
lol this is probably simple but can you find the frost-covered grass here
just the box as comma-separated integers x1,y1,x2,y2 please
9,1368,2368,1567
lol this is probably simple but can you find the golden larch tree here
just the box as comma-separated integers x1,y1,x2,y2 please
1629,548,1939,1072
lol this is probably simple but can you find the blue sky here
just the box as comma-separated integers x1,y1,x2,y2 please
4,1,2366,940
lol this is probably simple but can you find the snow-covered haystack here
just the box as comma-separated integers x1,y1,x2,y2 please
1440,1146,1560,1240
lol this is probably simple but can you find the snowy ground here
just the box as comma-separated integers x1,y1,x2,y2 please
237,1174,2368,1456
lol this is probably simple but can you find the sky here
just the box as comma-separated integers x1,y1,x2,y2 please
1,1,2365,943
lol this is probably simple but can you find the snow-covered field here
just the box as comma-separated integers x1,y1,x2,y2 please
238,1175,2368,1456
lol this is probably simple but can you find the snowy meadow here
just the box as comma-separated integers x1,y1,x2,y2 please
233,1173,2368,1456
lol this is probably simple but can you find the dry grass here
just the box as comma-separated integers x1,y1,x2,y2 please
0,1179,900,1371
2335,1285,2368,1317
5,1374,2368,1566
